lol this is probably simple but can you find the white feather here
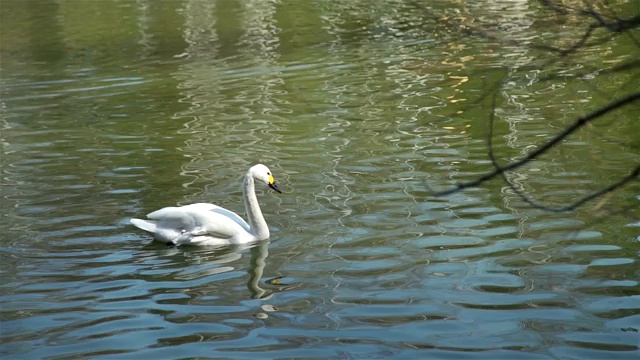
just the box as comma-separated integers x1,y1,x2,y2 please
130,164,280,246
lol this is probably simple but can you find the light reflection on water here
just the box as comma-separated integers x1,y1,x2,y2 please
1,0,639,359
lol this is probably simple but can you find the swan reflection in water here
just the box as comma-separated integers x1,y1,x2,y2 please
247,240,300,301
143,240,299,305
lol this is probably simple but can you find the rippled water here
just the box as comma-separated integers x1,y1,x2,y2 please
1,0,639,359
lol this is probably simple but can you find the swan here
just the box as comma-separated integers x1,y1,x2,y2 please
130,164,281,246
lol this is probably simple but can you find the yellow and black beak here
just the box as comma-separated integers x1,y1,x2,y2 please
268,175,282,193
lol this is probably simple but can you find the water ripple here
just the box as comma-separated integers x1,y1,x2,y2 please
2,0,638,358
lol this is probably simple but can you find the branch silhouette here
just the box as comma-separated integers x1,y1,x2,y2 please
432,91,640,199
427,0,639,212
485,92,640,213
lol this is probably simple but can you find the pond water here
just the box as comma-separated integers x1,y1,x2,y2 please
1,0,639,359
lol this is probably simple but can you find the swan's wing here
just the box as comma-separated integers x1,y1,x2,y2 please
147,204,249,239
179,203,251,233
146,206,195,229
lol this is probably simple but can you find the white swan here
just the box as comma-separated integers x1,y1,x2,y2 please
130,164,281,246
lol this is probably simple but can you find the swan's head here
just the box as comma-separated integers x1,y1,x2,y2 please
250,164,282,193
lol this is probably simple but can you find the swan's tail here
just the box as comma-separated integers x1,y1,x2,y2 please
130,218,157,233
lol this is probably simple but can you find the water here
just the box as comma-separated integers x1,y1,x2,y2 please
1,0,639,359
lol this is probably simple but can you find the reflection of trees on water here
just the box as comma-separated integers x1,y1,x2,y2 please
135,0,154,58
477,0,537,236
171,0,223,202
170,0,287,207
233,0,287,165
314,1,478,233
432,0,639,219
313,2,360,230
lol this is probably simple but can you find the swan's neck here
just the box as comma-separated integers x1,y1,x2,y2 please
243,174,269,240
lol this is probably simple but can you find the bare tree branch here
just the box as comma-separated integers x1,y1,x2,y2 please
532,24,598,56
432,91,640,198
537,59,640,83
425,0,639,213
485,91,640,212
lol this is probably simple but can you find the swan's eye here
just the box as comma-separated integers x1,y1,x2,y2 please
267,172,271,176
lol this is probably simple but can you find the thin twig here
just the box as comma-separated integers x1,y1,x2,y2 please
486,91,639,213
433,92,640,197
